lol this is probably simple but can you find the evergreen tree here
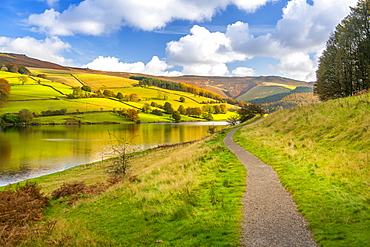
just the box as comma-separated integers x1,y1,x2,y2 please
315,0,370,100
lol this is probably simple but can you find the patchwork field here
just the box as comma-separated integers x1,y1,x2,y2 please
1,68,238,124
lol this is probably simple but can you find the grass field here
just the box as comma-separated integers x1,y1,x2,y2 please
234,94,370,246
11,129,246,246
29,68,137,90
236,85,292,101
8,84,65,100
1,69,237,123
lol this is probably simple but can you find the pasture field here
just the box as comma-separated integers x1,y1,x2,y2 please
236,85,291,101
29,68,83,87
30,68,137,90
234,94,370,246
8,84,67,100
262,82,296,90
1,69,238,123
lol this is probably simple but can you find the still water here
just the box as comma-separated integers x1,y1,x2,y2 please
0,122,228,186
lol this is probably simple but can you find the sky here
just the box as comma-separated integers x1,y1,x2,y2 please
0,0,359,81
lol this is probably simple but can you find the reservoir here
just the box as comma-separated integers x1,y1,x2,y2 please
0,122,228,186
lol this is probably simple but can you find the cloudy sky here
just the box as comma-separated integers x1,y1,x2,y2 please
0,0,358,81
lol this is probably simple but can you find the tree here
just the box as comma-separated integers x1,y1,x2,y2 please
18,109,34,123
237,103,265,122
179,96,185,102
227,115,240,126
103,89,115,97
142,103,152,113
315,0,370,100
163,102,174,114
126,109,140,122
178,105,186,115
19,76,28,85
105,133,135,178
220,104,228,114
202,112,213,121
116,92,124,100
3,114,19,124
81,85,92,92
172,111,181,123
0,89,9,104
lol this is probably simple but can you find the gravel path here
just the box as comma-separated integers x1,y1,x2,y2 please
224,127,317,247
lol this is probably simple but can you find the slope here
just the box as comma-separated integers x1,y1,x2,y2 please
234,93,370,246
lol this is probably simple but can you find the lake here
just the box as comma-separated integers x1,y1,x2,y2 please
0,122,228,186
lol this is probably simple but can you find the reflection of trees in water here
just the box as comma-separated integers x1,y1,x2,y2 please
1,123,226,185
0,137,12,170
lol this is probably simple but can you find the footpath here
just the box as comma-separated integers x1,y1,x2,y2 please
224,127,317,247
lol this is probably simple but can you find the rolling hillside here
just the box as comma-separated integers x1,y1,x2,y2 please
235,93,370,246
0,65,238,124
0,52,312,103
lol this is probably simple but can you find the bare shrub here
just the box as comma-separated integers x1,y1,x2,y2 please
0,182,51,246
51,181,108,206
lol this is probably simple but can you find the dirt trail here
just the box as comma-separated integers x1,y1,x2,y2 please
224,127,317,247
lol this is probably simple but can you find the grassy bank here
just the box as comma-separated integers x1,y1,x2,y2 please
234,94,370,246
14,129,246,246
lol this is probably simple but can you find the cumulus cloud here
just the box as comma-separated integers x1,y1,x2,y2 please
232,67,255,76
27,0,275,36
167,25,246,66
0,36,71,65
83,56,182,76
165,0,358,80
272,52,316,81
42,0,59,6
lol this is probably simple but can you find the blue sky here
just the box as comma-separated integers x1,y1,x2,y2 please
0,0,358,81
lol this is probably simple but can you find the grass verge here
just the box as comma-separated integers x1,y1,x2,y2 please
17,129,246,246
234,94,370,246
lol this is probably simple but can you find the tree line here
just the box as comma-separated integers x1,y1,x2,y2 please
131,76,241,105
315,0,370,100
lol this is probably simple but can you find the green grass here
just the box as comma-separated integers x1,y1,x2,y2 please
236,85,291,101
1,69,237,123
234,94,370,246
19,129,246,246
8,84,67,100
29,68,137,90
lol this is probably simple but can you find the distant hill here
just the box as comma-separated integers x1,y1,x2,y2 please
0,52,312,102
0,53,70,70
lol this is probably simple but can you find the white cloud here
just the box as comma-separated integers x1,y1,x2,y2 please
0,36,71,65
272,52,316,81
27,0,275,36
167,25,246,66
232,67,255,76
182,63,230,76
83,56,182,76
165,0,358,80
43,0,59,6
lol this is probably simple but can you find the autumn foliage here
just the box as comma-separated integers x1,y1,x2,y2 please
0,182,51,246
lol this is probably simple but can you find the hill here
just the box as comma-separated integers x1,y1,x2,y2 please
0,52,312,102
0,67,238,124
0,53,69,70
234,93,370,246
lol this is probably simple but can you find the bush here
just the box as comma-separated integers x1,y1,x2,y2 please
151,109,163,116
3,114,19,124
0,182,51,246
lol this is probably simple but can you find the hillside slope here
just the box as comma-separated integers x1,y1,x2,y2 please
234,93,370,246
0,52,311,101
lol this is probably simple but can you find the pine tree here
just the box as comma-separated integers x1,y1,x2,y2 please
315,0,370,100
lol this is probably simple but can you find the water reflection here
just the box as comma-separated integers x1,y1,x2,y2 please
0,122,227,186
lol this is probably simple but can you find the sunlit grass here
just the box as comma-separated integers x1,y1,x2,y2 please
21,130,246,246
234,93,370,246
9,84,66,100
